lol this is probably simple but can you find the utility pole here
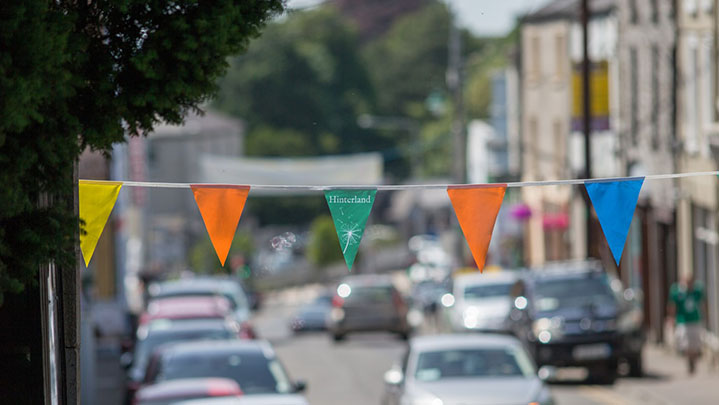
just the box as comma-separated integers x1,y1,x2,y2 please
447,2,466,265
581,0,594,258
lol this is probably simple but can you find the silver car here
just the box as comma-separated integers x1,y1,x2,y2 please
447,271,520,333
382,334,554,405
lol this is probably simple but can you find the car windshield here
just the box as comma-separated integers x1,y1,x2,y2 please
133,328,232,374
414,347,535,381
534,276,615,310
463,283,513,300
158,351,293,395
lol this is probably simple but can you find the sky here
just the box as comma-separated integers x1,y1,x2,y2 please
288,0,553,37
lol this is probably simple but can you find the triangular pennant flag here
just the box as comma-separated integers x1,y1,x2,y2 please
447,185,507,272
79,180,123,267
191,185,250,266
584,178,644,266
324,189,377,271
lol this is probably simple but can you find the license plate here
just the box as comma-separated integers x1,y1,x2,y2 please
572,343,611,360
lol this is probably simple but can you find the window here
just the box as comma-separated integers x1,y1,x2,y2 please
555,34,565,79
651,0,659,23
651,46,660,149
531,35,541,80
683,36,699,152
629,0,639,23
553,119,563,174
630,47,639,145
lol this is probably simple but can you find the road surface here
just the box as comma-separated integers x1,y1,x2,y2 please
253,288,719,405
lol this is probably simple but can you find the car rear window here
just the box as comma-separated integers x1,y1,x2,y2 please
345,286,394,303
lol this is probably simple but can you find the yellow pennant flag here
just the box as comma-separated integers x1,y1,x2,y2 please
79,180,122,267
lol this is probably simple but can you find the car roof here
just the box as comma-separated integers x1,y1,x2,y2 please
528,260,606,281
142,319,231,335
409,334,523,352
340,274,395,287
135,378,241,401
163,339,274,358
454,270,522,287
151,278,243,296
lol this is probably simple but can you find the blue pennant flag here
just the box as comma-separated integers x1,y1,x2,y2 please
584,178,644,266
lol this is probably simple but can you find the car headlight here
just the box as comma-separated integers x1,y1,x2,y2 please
532,317,563,343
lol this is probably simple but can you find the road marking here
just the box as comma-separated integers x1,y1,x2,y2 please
578,385,633,405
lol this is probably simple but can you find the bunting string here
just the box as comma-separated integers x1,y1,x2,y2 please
78,171,719,270
90,170,719,190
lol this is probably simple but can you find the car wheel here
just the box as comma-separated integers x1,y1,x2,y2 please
332,333,346,342
398,331,410,341
627,353,643,377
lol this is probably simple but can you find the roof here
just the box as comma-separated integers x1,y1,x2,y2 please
530,259,605,279
142,318,231,334
454,270,522,287
135,378,242,401
521,0,615,23
409,334,523,352
150,277,244,297
339,274,395,287
142,296,231,324
163,339,274,358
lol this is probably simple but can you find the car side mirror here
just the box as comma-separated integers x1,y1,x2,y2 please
384,368,404,386
294,380,307,393
120,352,133,369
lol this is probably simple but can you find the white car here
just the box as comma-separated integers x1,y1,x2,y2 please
447,271,520,333
382,334,554,405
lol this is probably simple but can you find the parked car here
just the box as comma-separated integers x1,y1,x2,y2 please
289,293,332,333
507,260,645,382
328,275,410,341
381,334,554,405
139,296,233,326
148,277,253,325
133,378,242,405
447,271,521,333
124,319,241,399
140,340,308,404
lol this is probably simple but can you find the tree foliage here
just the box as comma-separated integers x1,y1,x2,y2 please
0,0,283,299
361,2,451,117
307,215,343,269
214,7,387,156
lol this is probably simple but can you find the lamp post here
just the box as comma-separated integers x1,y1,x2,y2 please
357,114,422,179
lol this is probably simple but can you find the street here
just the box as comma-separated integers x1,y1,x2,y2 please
254,288,719,405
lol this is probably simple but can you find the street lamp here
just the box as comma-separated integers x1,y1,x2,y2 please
356,114,422,179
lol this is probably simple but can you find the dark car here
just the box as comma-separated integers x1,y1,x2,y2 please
140,340,307,404
289,293,332,332
506,260,645,383
124,319,240,398
328,275,410,341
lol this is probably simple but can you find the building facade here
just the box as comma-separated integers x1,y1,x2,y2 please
614,0,678,342
676,0,719,339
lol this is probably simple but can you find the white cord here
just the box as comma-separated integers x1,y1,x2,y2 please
82,171,719,191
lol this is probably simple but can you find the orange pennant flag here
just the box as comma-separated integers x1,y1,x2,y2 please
447,185,507,272
191,184,250,266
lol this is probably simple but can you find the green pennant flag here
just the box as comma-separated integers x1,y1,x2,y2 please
325,189,377,271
